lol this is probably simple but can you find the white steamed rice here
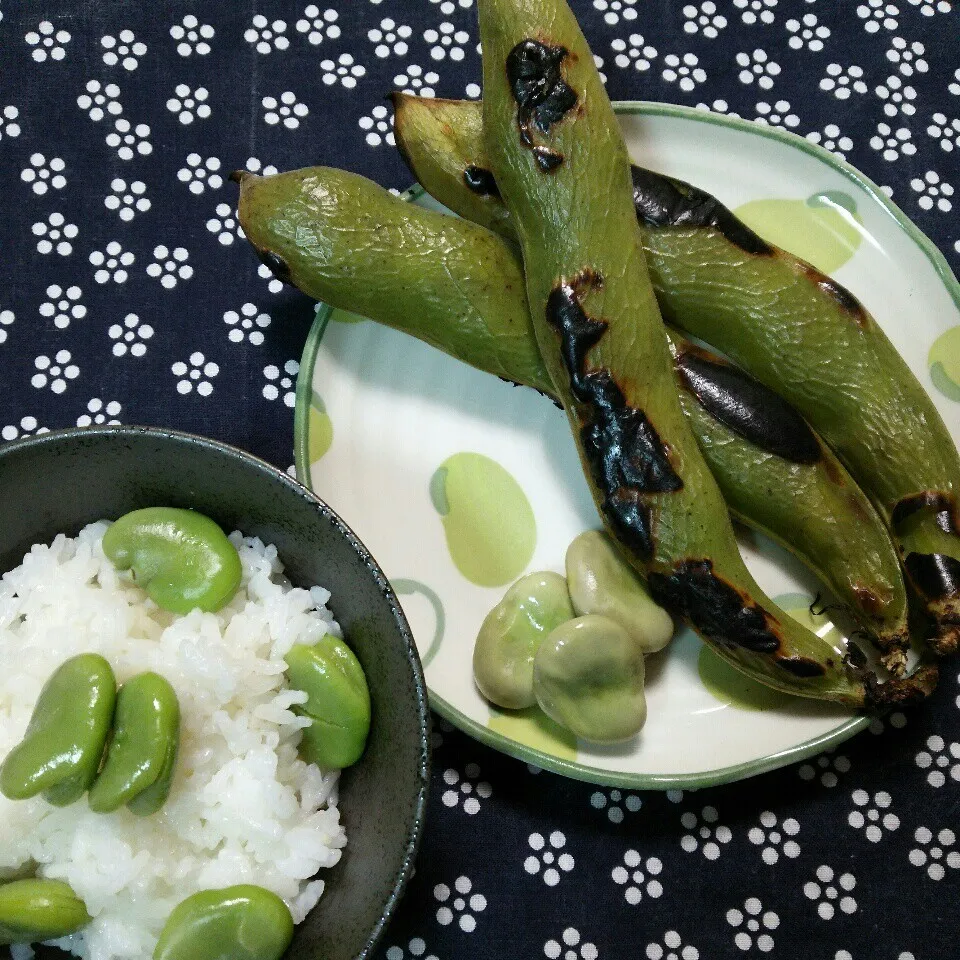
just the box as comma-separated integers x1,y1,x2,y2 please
0,522,348,960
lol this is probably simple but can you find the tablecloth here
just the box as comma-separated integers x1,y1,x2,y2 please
1,1,959,958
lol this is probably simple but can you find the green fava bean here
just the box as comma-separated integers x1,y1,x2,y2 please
0,654,116,807
103,508,242,615
473,572,575,709
566,531,674,654
0,879,92,946
88,672,180,816
285,637,371,770
533,615,647,744
153,886,293,960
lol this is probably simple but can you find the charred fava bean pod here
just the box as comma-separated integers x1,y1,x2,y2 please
633,177,960,657
235,168,918,686
670,340,915,674
232,166,552,398
476,0,925,705
392,91,960,654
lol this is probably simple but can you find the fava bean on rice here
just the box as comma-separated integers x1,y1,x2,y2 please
0,522,348,960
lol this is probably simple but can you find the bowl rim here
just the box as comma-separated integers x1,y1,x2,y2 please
0,423,432,960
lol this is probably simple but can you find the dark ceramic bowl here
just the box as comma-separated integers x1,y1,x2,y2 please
0,426,430,960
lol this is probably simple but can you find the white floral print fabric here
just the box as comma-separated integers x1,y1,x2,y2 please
0,4,956,959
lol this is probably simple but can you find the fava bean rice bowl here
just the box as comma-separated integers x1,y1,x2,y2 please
0,522,348,960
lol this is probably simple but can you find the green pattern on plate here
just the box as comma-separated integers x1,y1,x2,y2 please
776,592,848,647
733,191,863,274
487,705,578,760
430,452,536,588
308,391,333,462
929,326,960,401
392,578,446,668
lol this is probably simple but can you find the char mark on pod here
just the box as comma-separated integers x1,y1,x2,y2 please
844,642,867,668
800,264,869,326
257,250,292,285
852,585,884,619
905,553,960,601
463,165,502,198
777,656,827,677
674,346,822,464
647,559,783,655
891,491,959,535
533,146,564,172
629,167,773,256
546,273,682,561
506,39,577,171
864,664,940,707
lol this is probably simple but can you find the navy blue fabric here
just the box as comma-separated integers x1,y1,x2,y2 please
1,2,958,958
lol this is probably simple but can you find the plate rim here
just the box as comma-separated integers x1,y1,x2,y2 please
295,99,959,789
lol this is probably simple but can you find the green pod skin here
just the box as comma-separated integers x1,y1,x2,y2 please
0,654,116,807
391,92,960,654
284,638,371,770
88,672,180,817
153,886,294,960
0,879,92,946
475,0,922,706
234,168,925,695
232,167,549,396
103,508,242,616
671,341,914,674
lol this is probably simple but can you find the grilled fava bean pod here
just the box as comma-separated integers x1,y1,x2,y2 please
391,91,960,653
232,167,549,395
671,342,915,674
88,672,180,816
0,879,91,946
0,654,116,807
153,886,294,960
234,168,919,688
476,0,929,705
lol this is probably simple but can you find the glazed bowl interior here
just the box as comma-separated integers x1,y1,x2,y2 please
0,426,430,960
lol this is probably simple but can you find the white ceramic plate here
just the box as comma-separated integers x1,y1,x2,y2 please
295,102,960,789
